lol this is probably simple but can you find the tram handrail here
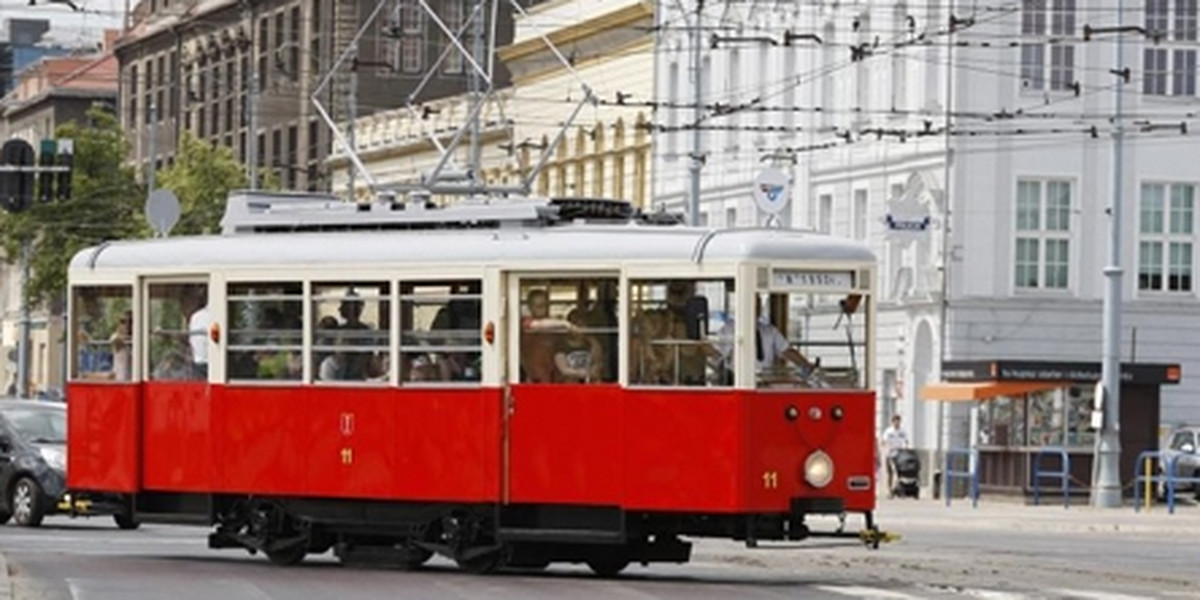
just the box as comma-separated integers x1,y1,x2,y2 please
1032,447,1071,508
943,448,979,508
1134,450,1200,514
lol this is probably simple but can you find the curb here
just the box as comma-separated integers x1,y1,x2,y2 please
0,552,10,600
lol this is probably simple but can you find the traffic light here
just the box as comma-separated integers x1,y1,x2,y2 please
1,139,36,213
56,139,73,200
38,139,56,203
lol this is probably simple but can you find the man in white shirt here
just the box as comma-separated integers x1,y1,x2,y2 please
188,304,211,380
715,300,823,386
880,414,910,495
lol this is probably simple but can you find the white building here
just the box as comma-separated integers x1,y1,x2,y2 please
654,0,1200,458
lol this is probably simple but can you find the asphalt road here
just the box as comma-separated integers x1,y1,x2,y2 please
0,506,1197,600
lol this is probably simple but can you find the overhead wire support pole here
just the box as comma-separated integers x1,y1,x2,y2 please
687,0,704,226
148,102,158,192
15,237,30,398
244,0,259,190
1092,1,1127,509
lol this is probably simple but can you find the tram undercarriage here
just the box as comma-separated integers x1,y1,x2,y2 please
120,492,880,575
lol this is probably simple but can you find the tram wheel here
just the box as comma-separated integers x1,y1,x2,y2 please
455,548,505,575
399,546,434,569
266,543,307,567
586,558,630,577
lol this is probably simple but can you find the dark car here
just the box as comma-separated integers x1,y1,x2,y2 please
1160,424,1200,499
0,400,68,526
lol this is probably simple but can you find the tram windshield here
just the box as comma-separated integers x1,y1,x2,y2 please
753,290,869,390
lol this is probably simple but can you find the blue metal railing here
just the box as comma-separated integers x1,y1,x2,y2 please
944,448,979,508
1134,450,1200,514
1032,447,1071,508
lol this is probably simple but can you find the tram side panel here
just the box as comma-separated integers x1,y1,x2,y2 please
66,383,143,493
506,384,625,506
142,381,215,492
622,389,744,512
742,390,877,515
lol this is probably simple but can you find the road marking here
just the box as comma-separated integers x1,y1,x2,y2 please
1052,590,1151,600
815,585,922,599
958,589,1030,600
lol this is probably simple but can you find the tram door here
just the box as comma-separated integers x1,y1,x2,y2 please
504,275,624,506
141,279,215,491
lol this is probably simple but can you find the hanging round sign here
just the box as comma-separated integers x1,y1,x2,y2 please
752,168,790,216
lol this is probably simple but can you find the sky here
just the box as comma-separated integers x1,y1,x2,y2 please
2,0,126,46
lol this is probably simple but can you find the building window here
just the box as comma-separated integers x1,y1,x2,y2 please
818,194,833,233
853,189,868,240
1144,0,1197,96
726,207,737,228
1021,0,1076,92
401,37,423,73
1014,179,1071,290
442,0,464,74
1139,182,1195,291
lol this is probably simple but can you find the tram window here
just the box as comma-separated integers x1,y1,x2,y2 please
312,282,389,383
518,278,618,384
399,280,481,383
756,291,869,390
71,286,134,382
628,279,732,387
226,282,303,381
148,283,209,381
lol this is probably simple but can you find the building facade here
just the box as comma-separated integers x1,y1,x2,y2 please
654,0,1200,461
116,0,512,193
329,0,654,206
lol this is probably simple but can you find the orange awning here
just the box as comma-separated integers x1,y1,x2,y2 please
920,381,1065,402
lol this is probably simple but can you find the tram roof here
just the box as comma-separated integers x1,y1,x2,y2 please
69,225,875,272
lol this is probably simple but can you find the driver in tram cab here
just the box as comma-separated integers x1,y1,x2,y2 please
716,299,826,388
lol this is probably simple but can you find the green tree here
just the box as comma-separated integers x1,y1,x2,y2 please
0,104,143,308
156,131,249,235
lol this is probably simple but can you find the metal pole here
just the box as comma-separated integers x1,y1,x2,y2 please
1092,0,1125,508
686,0,704,226
15,238,31,398
468,0,485,181
347,45,358,200
147,102,158,192
248,72,259,189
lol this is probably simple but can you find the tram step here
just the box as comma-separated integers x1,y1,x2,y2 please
498,527,625,543
333,542,412,566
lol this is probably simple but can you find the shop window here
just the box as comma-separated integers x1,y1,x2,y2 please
71,286,133,381
227,282,303,381
312,282,389,383
400,280,482,383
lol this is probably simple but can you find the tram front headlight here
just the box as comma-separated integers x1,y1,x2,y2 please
803,450,834,488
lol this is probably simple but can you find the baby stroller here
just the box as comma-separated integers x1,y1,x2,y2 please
890,449,921,499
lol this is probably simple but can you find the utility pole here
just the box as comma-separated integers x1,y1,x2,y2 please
147,101,158,192
347,44,358,200
686,0,705,226
244,0,260,190
15,239,30,398
467,0,485,181
1092,0,1126,508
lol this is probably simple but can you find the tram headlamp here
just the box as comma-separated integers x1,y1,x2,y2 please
804,450,834,488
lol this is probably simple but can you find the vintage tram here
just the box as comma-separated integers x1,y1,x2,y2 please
65,192,883,574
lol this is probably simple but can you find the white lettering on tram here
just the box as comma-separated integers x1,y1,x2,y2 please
772,270,855,290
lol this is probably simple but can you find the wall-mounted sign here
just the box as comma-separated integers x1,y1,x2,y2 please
884,179,933,244
752,168,791,216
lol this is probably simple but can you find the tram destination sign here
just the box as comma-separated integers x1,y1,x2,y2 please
772,269,855,290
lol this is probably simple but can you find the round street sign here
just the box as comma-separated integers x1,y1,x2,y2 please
145,188,181,237
752,168,790,216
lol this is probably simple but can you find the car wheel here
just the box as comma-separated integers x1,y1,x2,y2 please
113,513,141,530
11,477,46,527
0,510,10,525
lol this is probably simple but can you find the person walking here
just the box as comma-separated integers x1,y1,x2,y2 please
880,414,910,497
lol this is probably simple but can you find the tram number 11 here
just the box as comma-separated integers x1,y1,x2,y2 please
762,471,779,489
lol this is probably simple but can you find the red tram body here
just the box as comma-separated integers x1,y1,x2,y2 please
65,194,882,573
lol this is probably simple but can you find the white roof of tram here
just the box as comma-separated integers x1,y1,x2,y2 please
69,194,875,271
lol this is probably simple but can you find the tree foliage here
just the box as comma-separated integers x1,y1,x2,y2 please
155,131,248,236
0,105,143,309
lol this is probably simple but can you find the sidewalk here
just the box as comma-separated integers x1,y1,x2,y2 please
874,495,1200,538
0,552,10,600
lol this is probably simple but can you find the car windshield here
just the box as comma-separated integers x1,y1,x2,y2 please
2,407,66,444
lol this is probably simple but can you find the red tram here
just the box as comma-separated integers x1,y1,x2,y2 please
65,193,883,574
